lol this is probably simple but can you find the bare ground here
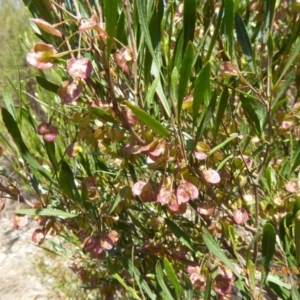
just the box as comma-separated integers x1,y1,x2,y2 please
0,199,50,300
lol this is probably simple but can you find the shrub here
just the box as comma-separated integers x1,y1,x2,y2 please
1,0,300,299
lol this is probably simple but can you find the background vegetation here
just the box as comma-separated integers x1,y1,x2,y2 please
1,0,300,299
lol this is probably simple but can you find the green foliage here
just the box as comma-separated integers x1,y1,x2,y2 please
2,0,300,299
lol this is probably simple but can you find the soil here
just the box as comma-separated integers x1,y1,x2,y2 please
0,199,50,300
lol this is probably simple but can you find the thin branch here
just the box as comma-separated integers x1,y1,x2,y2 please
123,0,140,106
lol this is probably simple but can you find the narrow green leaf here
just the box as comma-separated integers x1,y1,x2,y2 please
178,42,194,116
183,0,196,51
108,259,142,300
276,37,300,85
2,86,16,120
107,193,122,215
264,0,276,32
89,107,117,124
116,11,127,48
182,274,193,300
291,140,300,174
292,286,300,300
262,223,276,282
156,76,171,118
1,108,55,184
44,140,59,171
228,225,238,257
193,63,211,123
214,88,229,138
255,273,291,290
36,76,59,93
155,261,174,300
15,208,78,218
124,101,170,136
164,258,182,299
273,67,297,108
209,133,238,156
193,91,217,151
145,76,159,109
240,96,262,136
203,273,212,300
103,0,118,58
202,227,241,279
165,218,195,252
172,31,184,70
235,13,253,61
206,4,223,61
136,0,160,68
293,198,300,217
295,211,300,267
247,260,256,293
112,272,142,300
224,0,234,57
59,161,81,203
171,67,179,100
126,259,157,300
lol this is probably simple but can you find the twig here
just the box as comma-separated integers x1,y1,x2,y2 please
123,0,140,106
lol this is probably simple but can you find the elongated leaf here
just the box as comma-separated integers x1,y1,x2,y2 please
193,91,217,151
193,63,211,123
145,76,159,109
202,227,241,278
264,0,276,31
247,260,256,293
165,218,195,251
144,0,163,89
183,0,196,51
103,0,118,58
172,31,184,70
124,101,170,136
293,198,300,217
15,208,78,218
235,13,253,61
276,37,300,85
156,261,175,300
240,96,262,136
36,76,59,93
209,133,238,156
126,259,157,300
171,67,179,100
292,286,300,300
206,4,223,61
108,259,142,299
255,273,291,290
111,271,141,300
261,223,276,285
295,211,300,267
291,140,300,174
89,107,117,124
203,273,212,300
224,0,234,57
107,192,122,215
1,108,55,184
214,88,229,138
59,161,81,203
164,258,182,299
178,42,194,116
273,67,297,108
44,140,59,171
136,0,160,68
182,274,193,300
156,76,171,118
2,86,16,120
